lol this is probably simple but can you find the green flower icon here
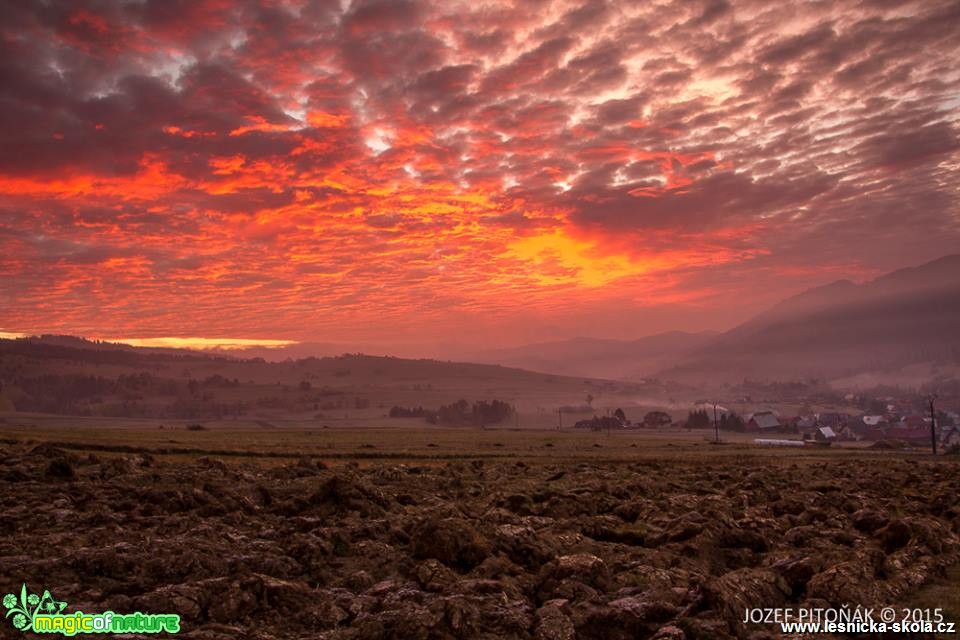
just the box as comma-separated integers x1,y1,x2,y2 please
38,591,67,615
4,584,64,632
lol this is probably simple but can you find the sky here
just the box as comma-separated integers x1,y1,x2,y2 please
1,0,959,354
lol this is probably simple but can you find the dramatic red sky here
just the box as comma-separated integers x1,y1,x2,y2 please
1,0,959,354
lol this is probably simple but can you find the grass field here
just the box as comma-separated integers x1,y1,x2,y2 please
0,410,944,465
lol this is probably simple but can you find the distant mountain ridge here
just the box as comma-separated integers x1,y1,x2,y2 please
472,331,719,379
660,254,960,383
474,254,960,385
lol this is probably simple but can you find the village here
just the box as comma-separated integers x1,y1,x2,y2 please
572,394,960,450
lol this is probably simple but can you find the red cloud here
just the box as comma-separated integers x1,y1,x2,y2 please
1,0,959,346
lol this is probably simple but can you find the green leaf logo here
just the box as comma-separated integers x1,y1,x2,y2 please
3,584,68,632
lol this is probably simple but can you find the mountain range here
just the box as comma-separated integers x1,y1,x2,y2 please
469,331,718,380
475,254,960,385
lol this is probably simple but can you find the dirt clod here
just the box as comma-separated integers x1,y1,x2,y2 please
0,452,957,639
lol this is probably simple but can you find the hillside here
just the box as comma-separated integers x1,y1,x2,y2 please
472,331,718,379
0,336,646,422
659,255,960,385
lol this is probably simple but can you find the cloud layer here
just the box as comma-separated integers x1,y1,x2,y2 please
1,0,958,348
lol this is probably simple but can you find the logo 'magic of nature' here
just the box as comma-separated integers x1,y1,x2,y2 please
4,584,180,636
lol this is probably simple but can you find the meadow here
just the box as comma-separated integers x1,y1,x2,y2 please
0,411,890,463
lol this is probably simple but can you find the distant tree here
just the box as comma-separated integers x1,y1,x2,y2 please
575,415,622,431
643,411,672,427
437,399,470,425
585,393,594,406
390,405,435,418
433,399,516,427
686,409,711,428
613,408,626,423
299,380,312,391
723,412,746,431
203,374,238,388
472,399,515,427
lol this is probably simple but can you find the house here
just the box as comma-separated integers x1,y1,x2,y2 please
816,412,848,428
816,426,837,441
832,423,863,441
847,415,888,440
800,425,838,442
902,415,929,430
884,418,933,443
942,426,960,448
746,411,780,432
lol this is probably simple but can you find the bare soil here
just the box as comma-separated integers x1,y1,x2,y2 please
1,443,958,639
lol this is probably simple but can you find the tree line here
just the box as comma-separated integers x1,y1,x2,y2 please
686,409,745,430
389,399,516,427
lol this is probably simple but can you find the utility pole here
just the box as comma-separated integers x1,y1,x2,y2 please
713,402,720,443
929,394,938,455
558,409,562,430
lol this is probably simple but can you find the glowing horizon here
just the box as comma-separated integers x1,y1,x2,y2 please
0,331,297,351
101,337,299,350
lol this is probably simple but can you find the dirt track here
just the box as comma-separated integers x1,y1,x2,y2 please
2,443,958,639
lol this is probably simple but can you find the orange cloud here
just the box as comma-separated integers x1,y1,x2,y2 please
307,111,351,128
2,0,957,349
